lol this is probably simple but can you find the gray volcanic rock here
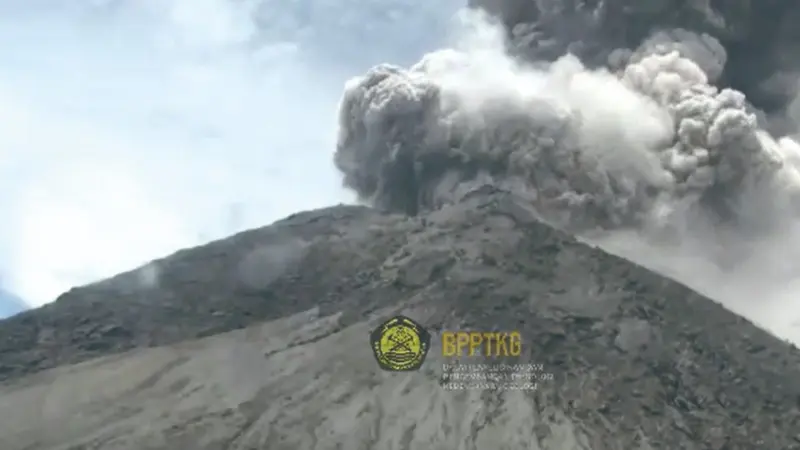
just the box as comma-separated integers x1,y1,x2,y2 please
1,190,799,449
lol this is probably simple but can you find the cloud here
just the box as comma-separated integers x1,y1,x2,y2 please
0,0,458,306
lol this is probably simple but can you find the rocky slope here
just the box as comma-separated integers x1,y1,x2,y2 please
1,190,799,449
4,0,800,448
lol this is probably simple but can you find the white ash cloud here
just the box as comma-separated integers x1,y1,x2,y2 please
335,11,800,235
334,10,800,343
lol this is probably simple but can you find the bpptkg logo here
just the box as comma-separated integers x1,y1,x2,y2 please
370,315,431,371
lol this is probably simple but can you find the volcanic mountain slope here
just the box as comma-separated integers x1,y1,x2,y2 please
0,190,799,449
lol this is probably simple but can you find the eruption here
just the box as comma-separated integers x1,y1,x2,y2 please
333,9,800,343
334,11,800,238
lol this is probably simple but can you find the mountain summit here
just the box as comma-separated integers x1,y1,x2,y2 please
0,190,798,449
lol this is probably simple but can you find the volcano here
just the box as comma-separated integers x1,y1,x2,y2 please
2,0,800,448
0,190,798,448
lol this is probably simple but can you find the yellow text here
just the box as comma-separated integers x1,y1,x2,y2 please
441,331,521,357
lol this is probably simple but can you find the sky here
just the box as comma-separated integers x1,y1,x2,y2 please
0,0,461,306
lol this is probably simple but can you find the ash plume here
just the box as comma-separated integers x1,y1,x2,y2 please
333,10,800,342
335,11,800,235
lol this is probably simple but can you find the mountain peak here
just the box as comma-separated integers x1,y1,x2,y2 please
0,190,798,448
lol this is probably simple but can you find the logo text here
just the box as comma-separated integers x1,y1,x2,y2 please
441,331,521,357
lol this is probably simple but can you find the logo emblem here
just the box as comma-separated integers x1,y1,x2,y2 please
370,315,431,371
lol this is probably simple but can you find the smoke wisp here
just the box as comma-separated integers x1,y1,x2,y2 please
334,10,800,344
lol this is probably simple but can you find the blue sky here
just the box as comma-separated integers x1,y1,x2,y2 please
0,0,461,306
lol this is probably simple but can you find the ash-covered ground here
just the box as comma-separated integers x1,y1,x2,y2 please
2,191,800,449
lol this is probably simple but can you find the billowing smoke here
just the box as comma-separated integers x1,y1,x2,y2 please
335,11,800,233
334,10,800,343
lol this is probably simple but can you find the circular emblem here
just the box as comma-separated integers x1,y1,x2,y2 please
370,315,430,371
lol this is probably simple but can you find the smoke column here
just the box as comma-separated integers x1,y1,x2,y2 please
334,10,800,344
